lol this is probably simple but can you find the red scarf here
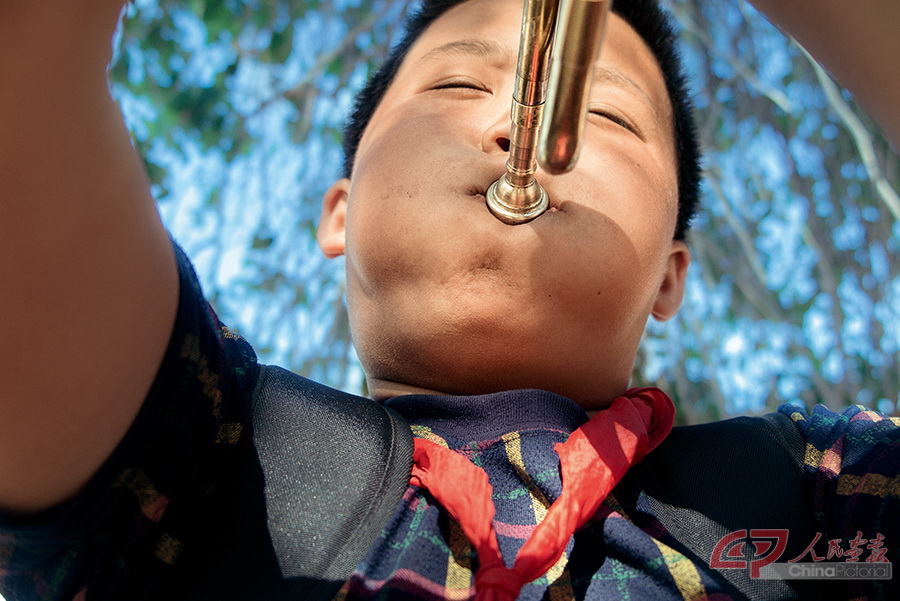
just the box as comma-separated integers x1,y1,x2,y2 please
408,387,674,601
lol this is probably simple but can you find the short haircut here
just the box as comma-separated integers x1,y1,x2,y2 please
341,0,701,240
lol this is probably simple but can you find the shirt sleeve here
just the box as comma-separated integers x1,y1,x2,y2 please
0,240,260,601
778,402,900,599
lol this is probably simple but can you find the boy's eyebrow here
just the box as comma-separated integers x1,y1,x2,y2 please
418,39,515,67
592,65,659,119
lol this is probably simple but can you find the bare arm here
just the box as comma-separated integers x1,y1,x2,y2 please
748,0,900,149
0,2,178,512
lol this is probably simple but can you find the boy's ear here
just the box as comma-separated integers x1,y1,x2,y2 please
317,178,350,259
651,240,691,321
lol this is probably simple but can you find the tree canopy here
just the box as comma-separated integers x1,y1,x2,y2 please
110,0,899,424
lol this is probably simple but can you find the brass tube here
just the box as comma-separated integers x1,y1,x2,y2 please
541,0,611,174
485,0,612,224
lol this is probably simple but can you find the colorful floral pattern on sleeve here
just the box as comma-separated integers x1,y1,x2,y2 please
778,403,900,600
0,242,259,601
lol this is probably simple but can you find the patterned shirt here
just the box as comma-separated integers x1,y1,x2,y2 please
783,403,900,599
338,390,737,600
1,244,898,601
335,394,900,601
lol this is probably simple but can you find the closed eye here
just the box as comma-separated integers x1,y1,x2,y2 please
588,108,639,136
429,77,490,93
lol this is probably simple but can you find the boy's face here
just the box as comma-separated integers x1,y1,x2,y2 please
318,0,690,409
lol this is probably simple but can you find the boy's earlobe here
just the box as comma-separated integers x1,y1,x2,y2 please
317,179,350,259
651,241,691,322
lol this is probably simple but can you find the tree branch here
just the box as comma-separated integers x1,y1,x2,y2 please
802,48,900,224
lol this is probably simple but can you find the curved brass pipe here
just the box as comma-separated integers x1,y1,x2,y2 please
485,0,612,224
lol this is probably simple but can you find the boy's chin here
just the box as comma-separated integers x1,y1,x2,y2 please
349,280,650,409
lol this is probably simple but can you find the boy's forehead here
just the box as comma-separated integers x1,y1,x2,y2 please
401,0,523,71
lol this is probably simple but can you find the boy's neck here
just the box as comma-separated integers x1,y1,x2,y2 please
367,377,606,416
368,377,449,403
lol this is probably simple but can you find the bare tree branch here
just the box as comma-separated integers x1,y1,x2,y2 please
801,48,900,223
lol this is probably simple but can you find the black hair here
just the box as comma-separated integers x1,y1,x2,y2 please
341,0,701,240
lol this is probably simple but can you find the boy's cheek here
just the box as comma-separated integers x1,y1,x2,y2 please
356,99,483,168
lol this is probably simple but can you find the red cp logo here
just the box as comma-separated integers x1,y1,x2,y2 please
710,529,789,578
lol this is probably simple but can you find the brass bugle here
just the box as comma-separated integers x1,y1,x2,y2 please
486,0,612,224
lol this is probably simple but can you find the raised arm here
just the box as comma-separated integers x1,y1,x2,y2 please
748,0,900,149
0,2,178,512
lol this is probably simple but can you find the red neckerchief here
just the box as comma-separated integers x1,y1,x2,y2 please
409,387,675,601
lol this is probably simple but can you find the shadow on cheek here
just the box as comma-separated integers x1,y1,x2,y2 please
528,203,643,300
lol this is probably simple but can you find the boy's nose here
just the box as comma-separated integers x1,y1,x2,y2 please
481,114,512,155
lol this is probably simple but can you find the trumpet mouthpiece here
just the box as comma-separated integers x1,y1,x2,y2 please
485,173,549,224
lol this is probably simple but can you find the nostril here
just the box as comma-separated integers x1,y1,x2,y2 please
497,137,511,152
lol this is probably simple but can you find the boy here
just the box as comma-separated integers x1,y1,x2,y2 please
0,0,898,600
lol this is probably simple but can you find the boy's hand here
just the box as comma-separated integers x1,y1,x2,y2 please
0,1,178,512
747,0,900,149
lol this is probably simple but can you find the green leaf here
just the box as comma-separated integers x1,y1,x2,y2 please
270,28,292,63
252,234,275,249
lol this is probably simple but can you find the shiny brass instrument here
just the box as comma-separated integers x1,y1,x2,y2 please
485,0,612,224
